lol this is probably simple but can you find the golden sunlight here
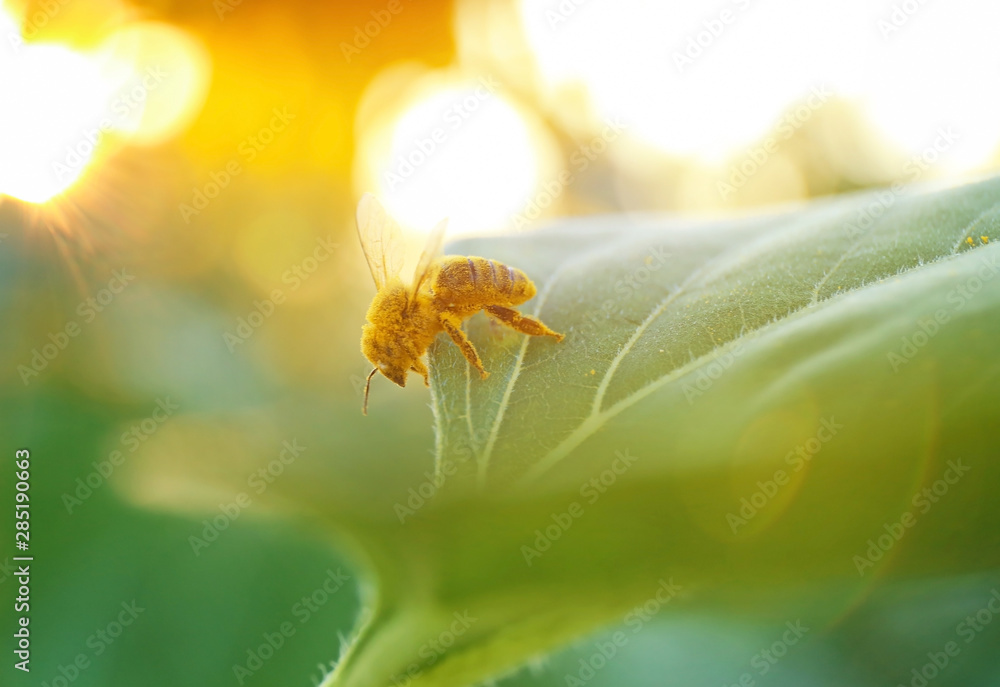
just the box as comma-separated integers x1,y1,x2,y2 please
0,2,210,204
354,66,560,238
518,0,1000,173
0,40,112,202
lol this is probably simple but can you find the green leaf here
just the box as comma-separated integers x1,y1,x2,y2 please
316,177,1000,687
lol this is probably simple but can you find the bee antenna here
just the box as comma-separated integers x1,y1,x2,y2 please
362,368,378,415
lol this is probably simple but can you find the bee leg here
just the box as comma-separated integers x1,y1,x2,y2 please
484,305,564,342
410,359,430,387
439,314,489,379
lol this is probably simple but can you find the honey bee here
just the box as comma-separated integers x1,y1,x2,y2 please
356,194,564,414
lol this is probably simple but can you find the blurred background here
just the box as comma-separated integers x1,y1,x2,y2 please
2,0,1000,685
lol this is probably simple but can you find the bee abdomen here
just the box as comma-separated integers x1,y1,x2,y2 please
478,257,534,303
435,256,535,304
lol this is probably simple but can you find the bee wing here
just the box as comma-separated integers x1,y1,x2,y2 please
411,216,448,294
355,193,404,291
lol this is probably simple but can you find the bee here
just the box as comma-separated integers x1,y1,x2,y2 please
356,194,564,414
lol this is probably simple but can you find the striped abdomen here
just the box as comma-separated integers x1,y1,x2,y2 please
432,256,536,307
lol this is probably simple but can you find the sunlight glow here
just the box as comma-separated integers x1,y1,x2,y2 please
355,67,559,238
0,43,113,202
0,3,210,204
518,0,1000,173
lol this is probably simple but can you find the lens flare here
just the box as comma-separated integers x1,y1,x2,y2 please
0,2,210,205
355,67,560,238
0,42,117,202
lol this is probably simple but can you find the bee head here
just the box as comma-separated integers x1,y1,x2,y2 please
360,282,417,413
360,323,414,414
377,356,409,387
361,290,414,390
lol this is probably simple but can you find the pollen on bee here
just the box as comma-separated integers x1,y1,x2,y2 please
966,237,975,246
356,194,563,414
982,236,990,244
